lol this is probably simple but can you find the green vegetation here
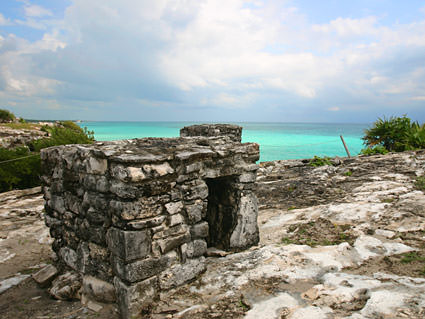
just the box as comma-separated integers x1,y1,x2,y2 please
0,147,41,192
362,115,425,154
309,156,333,167
31,121,94,152
0,109,16,122
281,220,354,247
0,122,42,130
415,176,425,191
0,117,95,192
400,252,425,264
344,170,353,177
360,145,389,156
238,298,250,311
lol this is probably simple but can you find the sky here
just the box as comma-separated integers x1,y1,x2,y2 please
0,0,425,123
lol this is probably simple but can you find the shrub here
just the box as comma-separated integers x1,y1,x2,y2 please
0,147,41,192
0,109,16,123
309,156,333,167
362,116,425,152
360,145,389,156
31,122,94,152
0,121,95,192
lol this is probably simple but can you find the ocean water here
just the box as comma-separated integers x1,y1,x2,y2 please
79,122,368,162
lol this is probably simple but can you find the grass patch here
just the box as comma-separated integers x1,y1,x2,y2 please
400,252,425,264
281,218,355,247
415,176,425,191
309,156,333,167
0,122,42,130
344,170,353,177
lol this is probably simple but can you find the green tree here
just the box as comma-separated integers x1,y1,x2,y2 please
0,121,95,192
0,147,41,192
362,115,425,152
0,109,16,123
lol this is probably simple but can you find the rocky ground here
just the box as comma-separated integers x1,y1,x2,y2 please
0,124,48,148
1,151,425,318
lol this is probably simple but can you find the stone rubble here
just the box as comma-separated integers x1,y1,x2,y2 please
0,126,47,149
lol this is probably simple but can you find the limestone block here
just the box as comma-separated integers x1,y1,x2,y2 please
49,271,81,301
32,264,58,287
157,232,191,254
165,201,183,215
83,276,116,303
239,172,257,183
143,162,174,177
77,242,90,274
229,192,259,249
185,200,205,224
127,167,146,182
168,213,184,227
83,174,98,191
110,197,165,220
50,195,66,214
110,164,129,181
106,228,151,262
190,221,209,239
86,207,106,225
186,162,203,174
96,176,109,193
114,276,158,319
87,157,108,175
152,224,189,239
89,225,107,246
109,181,138,199
59,247,78,271
88,242,109,260
159,257,206,290
181,183,208,201
112,256,170,283
127,215,166,230
186,239,207,258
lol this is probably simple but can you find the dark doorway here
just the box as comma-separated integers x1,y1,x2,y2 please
205,176,238,250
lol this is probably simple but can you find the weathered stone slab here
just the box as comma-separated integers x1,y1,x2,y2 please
82,275,116,303
229,192,260,249
159,257,206,290
114,276,158,319
112,256,170,283
186,239,207,258
32,264,58,287
190,221,209,239
48,271,81,301
106,228,151,262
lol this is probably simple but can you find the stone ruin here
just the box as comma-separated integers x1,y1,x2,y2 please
40,124,260,318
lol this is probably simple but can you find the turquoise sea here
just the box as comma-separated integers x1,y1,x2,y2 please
78,122,368,162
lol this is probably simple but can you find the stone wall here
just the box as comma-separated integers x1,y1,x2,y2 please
180,124,242,142
41,125,259,319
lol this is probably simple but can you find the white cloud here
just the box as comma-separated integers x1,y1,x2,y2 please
24,5,53,18
312,16,378,37
410,96,425,101
328,107,340,112
1,0,425,120
0,13,11,25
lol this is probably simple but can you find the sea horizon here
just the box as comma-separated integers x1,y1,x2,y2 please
78,121,369,162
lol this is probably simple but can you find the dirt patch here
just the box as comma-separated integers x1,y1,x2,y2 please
345,250,425,278
280,218,356,247
0,277,119,319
